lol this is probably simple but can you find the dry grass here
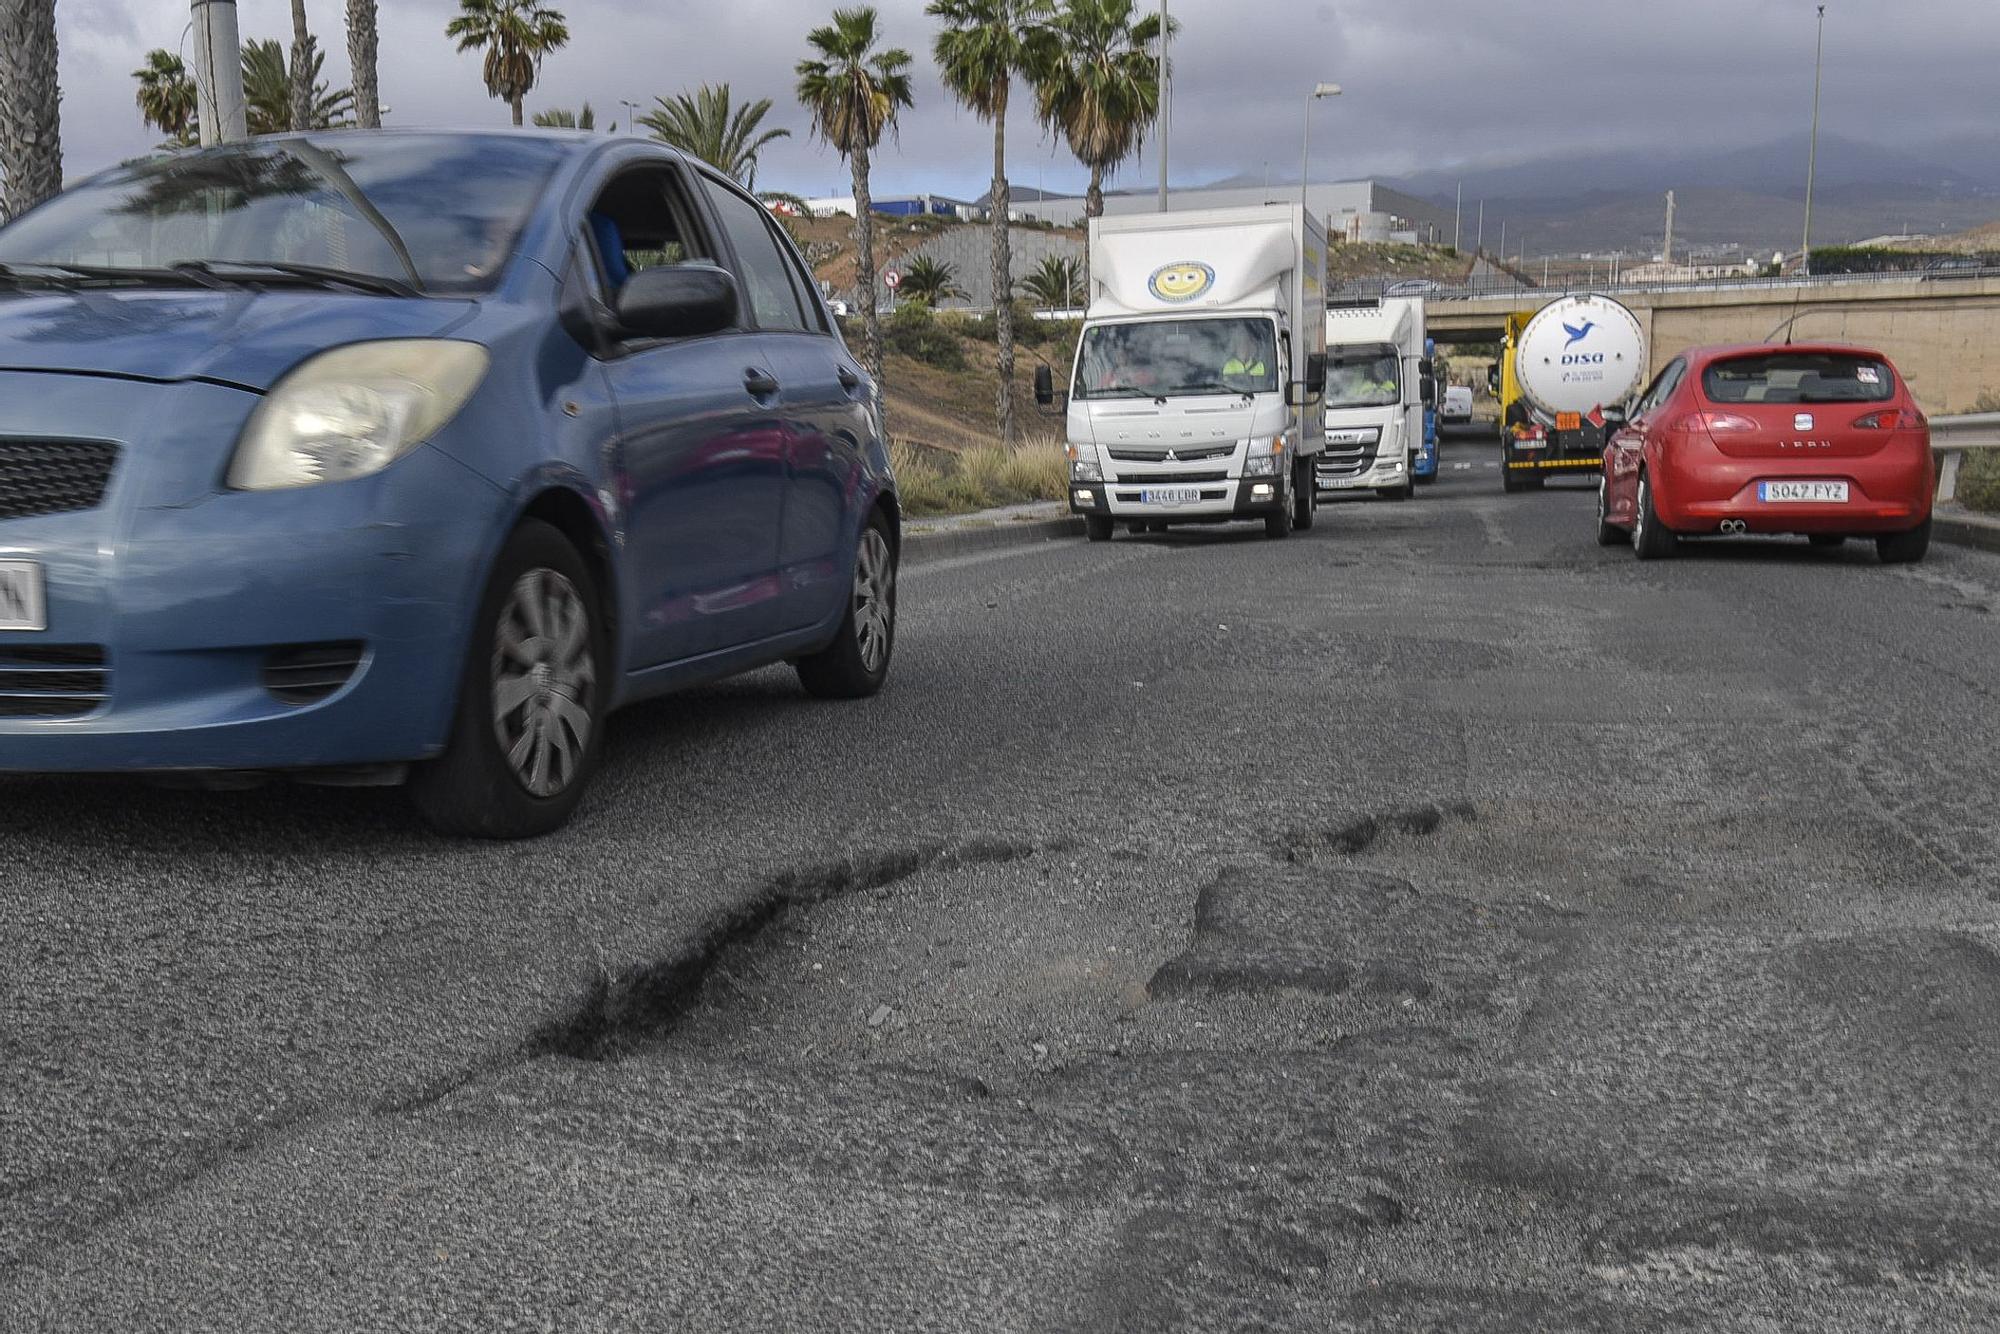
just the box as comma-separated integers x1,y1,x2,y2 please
890,440,1070,518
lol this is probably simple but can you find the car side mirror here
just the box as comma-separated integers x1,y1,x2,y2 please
615,264,739,340
1601,404,1628,428
1034,363,1055,407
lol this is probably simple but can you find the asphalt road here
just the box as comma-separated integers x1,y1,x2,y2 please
6,428,2000,1331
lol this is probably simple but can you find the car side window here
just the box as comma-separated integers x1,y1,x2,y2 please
1634,359,1685,419
584,165,714,301
703,177,811,333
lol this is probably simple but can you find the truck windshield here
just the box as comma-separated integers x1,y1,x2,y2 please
1074,317,1278,400
1325,343,1401,409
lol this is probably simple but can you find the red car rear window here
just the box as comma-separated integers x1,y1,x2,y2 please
1702,353,1895,405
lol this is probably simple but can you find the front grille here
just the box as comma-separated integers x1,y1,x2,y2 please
1113,469,1229,484
1106,444,1235,463
0,644,109,718
263,641,366,705
0,440,120,521
1317,439,1380,482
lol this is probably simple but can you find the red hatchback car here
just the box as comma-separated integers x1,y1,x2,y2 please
1597,343,1933,564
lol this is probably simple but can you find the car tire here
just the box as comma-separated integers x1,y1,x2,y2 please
1876,518,1931,565
1595,478,1626,547
1085,515,1114,543
1632,473,1677,561
796,512,898,699
1377,476,1414,501
1808,534,1845,548
409,519,607,839
1293,460,1316,530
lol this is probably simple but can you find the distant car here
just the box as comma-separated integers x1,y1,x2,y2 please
1597,343,1932,564
827,297,852,316
0,130,899,836
1384,278,1440,296
1441,384,1474,425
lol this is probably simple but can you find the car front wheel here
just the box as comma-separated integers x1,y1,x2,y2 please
410,519,606,839
797,513,898,698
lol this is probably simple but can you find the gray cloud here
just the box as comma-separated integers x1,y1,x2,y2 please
51,0,1997,202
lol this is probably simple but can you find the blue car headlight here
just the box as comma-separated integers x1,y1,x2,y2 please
229,340,491,491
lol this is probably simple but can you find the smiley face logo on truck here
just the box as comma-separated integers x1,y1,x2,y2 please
1149,261,1214,303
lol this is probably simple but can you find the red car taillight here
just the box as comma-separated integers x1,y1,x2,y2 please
1673,410,1758,434
1852,407,1927,430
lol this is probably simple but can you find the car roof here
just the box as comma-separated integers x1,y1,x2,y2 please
1679,341,1893,366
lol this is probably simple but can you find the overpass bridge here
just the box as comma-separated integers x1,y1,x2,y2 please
1412,271,2000,415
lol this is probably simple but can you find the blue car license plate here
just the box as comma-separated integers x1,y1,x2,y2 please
0,560,45,631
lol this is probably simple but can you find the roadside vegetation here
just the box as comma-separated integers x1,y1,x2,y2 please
1956,391,2000,514
889,440,1068,517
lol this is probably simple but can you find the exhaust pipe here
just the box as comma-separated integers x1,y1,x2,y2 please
1719,519,1747,535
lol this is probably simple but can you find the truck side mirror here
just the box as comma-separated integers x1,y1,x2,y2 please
1306,351,1326,394
1420,373,1437,404
1486,363,1500,393
1034,363,1055,407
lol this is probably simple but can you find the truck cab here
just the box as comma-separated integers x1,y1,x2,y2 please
1056,205,1327,541
1316,296,1430,502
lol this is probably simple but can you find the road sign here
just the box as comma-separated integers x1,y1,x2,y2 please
884,270,902,289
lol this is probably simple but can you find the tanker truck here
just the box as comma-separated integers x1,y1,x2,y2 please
1487,294,1646,492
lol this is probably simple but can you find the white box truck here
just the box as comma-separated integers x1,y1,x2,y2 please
1316,296,1432,502
1038,205,1328,540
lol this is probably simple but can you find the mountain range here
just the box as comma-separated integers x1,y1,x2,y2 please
1373,133,2000,256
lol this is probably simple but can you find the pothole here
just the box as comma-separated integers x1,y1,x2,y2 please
1276,799,1477,862
532,839,1037,1061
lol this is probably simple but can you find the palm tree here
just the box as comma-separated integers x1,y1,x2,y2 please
639,85,790,190
899,255,967,306
289,1,314,131
1036,0,1171,219
346,0,381,128
242,38,355,135
0,0,64,216
532,104,605,130
929,0,1053,448
795,6,915,401
134,50,199,147
446,0,570,128
1020,252,1082,310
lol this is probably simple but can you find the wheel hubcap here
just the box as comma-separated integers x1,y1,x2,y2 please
853,528,895,674
491,568,595,798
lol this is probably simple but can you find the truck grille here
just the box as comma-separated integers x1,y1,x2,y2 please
0,644,110,718
1316,439,1379,483
1106,444,1235,463
0,440,120,522
1112,469,1229,484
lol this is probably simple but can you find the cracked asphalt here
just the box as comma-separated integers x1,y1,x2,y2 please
5,430,2000,1330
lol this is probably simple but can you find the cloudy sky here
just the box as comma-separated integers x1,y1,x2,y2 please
53,0,1996,200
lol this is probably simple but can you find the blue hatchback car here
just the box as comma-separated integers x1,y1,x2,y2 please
0,131,899,836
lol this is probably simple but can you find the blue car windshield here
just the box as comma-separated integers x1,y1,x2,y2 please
0,134,567,295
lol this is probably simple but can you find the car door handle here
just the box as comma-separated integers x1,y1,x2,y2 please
836,365,861,392
744,368,780,399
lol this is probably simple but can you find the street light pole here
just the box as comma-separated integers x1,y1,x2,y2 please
1156,0,1170,210
1454,181,1462,253
1300,82,1342,222
190,0,249,144
620,99,642,135
1801,4,1826,278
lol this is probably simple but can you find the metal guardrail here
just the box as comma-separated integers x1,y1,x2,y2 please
1932,413,2000,504
1334,263,2000,306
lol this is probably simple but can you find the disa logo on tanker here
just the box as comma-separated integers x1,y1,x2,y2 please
1148,261,1214,303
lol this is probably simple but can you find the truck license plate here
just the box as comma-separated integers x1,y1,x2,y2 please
1140,487,1201,505
1758,481,1848,503
0,560,46,631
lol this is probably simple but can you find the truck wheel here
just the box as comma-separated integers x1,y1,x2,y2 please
1502,463,1525,494
1632,473,1677,561
1292,461,1316,530
1377,477,1414,502
1085,515,1113,542
1264,481,1294,539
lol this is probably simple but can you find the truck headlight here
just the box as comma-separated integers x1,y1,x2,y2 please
1066,444,1103,483
229,340,491,491
1241,436,1285,477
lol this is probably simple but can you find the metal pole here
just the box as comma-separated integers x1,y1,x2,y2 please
1454,181,1462,253
191,0,249,144
1476,200,1484,254
1156,0,1169,210
1801,4,1826,277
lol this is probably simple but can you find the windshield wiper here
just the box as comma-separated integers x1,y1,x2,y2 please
0,261,232,291
1175,381,1256,398
173,260,419,298
285,140,426,293
1085,384,1160,399
0,262,77,290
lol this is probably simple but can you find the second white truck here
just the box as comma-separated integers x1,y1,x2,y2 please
1316,296,1432,502
1038,204,1328,540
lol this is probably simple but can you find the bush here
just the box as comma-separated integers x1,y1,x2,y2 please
1959,451,2000,513
883,302,965,370
967,300,1065,348
888,440,1069,517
